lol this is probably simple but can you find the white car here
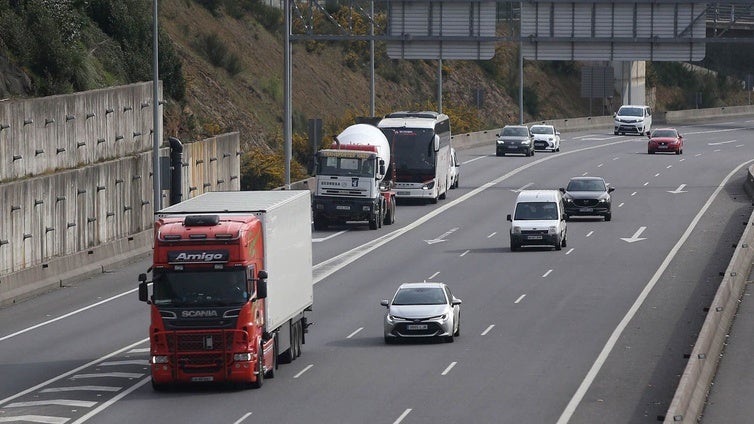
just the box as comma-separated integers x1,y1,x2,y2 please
381,282,461,343
530,124,560,152
449,148,460,189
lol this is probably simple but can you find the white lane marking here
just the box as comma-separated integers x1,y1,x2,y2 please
695,153,702,157
0,290,139,342
613,157,620,160
233,413,253,424
71,377,150,424
0,416,68,424
99,360,147,367
679,158,685,162
737,144,745,148
7,399,97,408
487,232,497,238
581,172,589,176
514,294,527,304
586,231,594,237
654,173,661,177
481,324,495,335
40,386,121,393
619,203,625,207
293,364,314,379
643,182,649,186
668,184,687,194
441,362,457,376
566,248,574,255
425,227,459,245
312,137,634,284
708,139,737,145
512,183,535,192
428,271,440,280
460,249,470,257
0,339,147,407
128,348,149,354
631,192,637,196
463,156,485,164
313,230,348,243
71,372,144,380
542,270,553,278
597,163,603,167
346,327,363,339
393,409,412,424
620,226,647,243
666,165,673,169
686,127,739,135
714,149,722,152
557,158,754,424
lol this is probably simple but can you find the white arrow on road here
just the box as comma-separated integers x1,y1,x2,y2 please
668,184,687,194
621,226,647,243
425,227,459,245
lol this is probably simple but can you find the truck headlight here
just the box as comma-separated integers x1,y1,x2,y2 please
151,355,169,364
548,226,557,234
511,226,521,234
234,353,253,362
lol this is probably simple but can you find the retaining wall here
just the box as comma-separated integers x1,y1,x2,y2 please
0,84,240,306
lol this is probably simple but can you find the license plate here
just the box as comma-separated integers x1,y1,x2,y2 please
397,191,410,196
659,145,668,149
336,205,350,210
191,376,214,382
580,207,593,212
407,324,428,330
527,235,543,240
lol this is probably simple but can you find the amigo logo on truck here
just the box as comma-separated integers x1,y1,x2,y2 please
168,250,229,264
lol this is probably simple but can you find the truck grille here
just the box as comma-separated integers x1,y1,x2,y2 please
155,329,248,373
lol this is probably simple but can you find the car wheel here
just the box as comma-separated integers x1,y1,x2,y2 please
384,335,395,344
555,237,562,251
313,216,328,231
454,315,460,337
648,150,655,154
561,234,567,248
445,334,454,343
605,213,612,222
510,240,519,251
614,131,618,135
496,151,502,157
676,149,681,155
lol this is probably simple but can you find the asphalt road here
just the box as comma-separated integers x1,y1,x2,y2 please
1,117,753,424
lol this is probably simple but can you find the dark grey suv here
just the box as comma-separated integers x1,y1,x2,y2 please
559,176,614,221
496,125,534,157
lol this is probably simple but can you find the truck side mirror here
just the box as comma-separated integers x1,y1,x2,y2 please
433,135,440,152
256,270,268,299
506,214,512,221
138,273,150,303
379,159,386,176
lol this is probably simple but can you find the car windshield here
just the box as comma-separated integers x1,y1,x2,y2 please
618,107,643,117
502,127,529,137
567,179,606,191
651,130,677,138
530,126,553,135
514,202,559,220
392,287,447,305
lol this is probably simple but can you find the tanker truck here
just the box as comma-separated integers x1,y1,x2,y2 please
312,123,396,230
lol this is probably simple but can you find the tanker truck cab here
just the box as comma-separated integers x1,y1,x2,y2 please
506,190,567,251
313,123,396,231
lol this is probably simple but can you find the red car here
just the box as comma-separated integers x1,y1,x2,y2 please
648,128,683,154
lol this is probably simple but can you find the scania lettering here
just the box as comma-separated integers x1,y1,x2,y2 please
138,191,314,390
313,123,396,230
377,111,452,204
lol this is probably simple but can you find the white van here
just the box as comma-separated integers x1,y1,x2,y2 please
506,190,567,251
614,105,652,136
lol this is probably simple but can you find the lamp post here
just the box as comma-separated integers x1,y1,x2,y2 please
152,0,162,212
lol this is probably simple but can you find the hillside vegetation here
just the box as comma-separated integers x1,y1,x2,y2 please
1,0,751,188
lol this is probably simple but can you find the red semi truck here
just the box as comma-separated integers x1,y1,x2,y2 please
138,190,313,390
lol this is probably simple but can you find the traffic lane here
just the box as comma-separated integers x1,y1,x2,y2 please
0,260,150,400
567,172,753,424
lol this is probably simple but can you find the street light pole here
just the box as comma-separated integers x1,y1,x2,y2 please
152,0,162,212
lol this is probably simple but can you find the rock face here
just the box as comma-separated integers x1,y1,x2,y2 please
0,55,32,98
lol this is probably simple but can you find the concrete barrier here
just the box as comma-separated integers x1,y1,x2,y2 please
663,165,754,423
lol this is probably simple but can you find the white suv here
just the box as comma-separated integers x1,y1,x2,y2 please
614,105,652,136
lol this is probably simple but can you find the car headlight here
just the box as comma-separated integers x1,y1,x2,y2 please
497,140,505,145
511,226,521,234
564,198,573,203
548,226,557,234
598,198,608,203
521,140,530,145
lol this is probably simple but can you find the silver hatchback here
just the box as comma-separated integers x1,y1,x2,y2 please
381,282,461,343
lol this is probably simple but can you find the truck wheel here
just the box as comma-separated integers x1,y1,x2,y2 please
251,342,264,389
369,216,378,230
383,202,394,225
430,196,438,204
313,216,328,231
151,379,169,392
294,321,303,358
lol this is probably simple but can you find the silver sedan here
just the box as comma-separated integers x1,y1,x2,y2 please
380,282,461,343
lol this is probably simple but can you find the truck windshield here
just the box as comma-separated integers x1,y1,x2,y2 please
152,269,249,307
316,156,374,177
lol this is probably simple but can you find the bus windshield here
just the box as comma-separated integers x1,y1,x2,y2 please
382,128,436,174
152,268,249,307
